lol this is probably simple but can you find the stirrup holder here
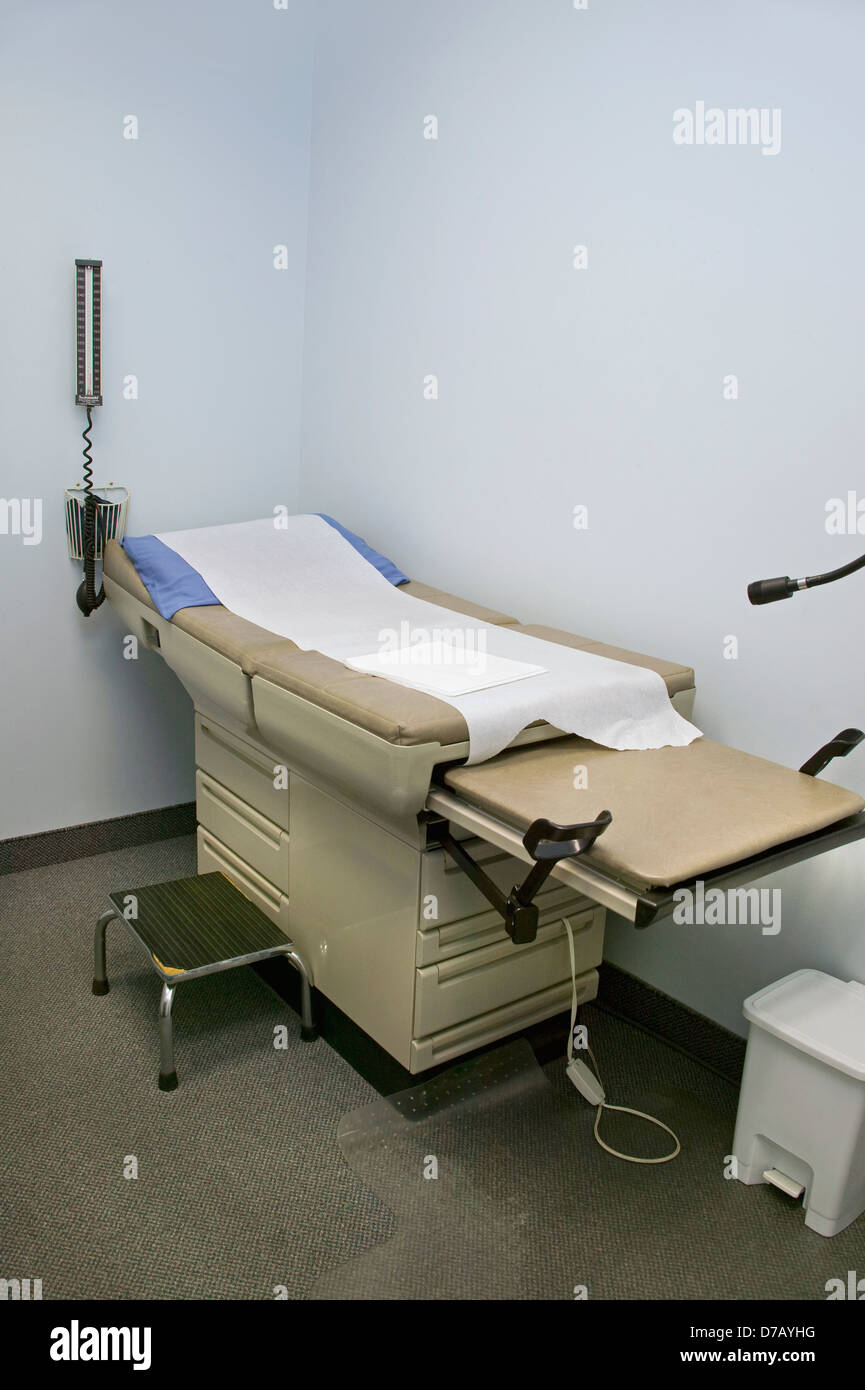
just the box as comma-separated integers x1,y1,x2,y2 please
433,810,612,945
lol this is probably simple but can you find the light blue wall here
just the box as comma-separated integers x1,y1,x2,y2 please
299,0,865,1032
0,0,314,837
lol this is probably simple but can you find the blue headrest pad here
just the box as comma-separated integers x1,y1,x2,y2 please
121,535,220,620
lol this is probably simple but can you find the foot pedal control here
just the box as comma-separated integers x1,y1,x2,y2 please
762,1167,804,1200
566,1057,606,1107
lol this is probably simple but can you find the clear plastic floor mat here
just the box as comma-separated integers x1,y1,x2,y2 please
308,1040,553,1300
308,1027,865,1301
308,1038,680,1301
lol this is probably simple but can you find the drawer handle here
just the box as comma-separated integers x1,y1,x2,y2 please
200,774,283,848
201,723,277,778
200,832,281,911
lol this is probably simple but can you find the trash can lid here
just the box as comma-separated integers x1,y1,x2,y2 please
744,969,865,1081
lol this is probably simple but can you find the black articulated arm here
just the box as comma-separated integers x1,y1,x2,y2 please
748,550,865,605
799,728,865,778
431,810,612,944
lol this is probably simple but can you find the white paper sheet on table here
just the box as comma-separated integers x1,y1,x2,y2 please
155,515,701,764
345,641,547,696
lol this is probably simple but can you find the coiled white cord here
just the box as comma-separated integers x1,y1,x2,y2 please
562,917,680,1165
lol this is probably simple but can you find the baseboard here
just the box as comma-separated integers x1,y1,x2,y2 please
596,961,746,1085
257,957,746,1094
0,803,196,876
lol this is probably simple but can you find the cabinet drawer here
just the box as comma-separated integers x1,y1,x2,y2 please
410,970,599,1072
196,770,289,892
413,906,603,1038
417,883,590,966
196,827,290,937
421,841,587,929
195,713,289,830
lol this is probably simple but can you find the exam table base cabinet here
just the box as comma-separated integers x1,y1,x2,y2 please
194,711,605,1072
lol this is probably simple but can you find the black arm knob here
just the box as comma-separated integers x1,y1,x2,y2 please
799,729,864,778
523,811,612,862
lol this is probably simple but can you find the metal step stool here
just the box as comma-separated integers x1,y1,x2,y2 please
91,871,316,1091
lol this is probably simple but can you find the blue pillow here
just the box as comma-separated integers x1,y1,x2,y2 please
122,535,219,619
316,515,409,587
123,516,409,620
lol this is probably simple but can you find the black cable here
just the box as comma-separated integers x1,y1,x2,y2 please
78,497,107,614
81,405,95,494
804,551,865,590
76,405,106,615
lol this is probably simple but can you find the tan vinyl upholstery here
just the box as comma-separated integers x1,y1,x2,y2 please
512,625,694,698
444,736,865,890
250,647,469,746
247,635,694,747
104,540,695,748
399,580,519,627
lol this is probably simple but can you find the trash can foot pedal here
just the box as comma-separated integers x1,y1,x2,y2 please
762,1167,804,1200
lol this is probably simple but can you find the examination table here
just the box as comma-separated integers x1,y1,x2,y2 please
103,539,865,1073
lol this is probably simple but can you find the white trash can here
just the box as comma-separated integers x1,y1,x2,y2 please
732,969,865,1237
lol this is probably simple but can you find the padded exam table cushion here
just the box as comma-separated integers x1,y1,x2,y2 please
104,541,694,748
443,737,865,890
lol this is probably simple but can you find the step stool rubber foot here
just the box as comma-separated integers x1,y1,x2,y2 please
159,1071,178,1092
301,1025,319,1043
91,979,109,996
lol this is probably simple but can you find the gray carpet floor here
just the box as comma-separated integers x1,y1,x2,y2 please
2,835,863,1300
315,1033,865,1300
